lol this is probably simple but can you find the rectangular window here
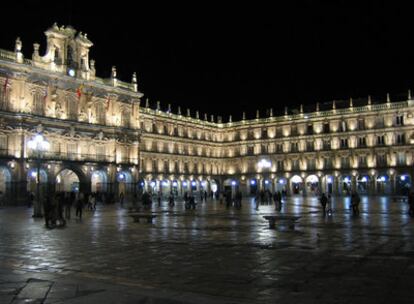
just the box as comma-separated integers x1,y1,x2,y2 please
277,160,284,171
376,154,387,166
397,152,406,166
67,143,77,160
323,140,331,150
340,139,348,148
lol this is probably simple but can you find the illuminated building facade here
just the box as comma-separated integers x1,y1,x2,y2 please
0,24,413,204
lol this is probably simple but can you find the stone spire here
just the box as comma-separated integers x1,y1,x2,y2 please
242,112,246,120
367,95,372,105
387,93,391,103
300,104,303,114
177,106,181,115
332,100,336,110
211,115,214,122
196,111,200,119
156,101,160,111
229,115,232,123
256,110,260,119
186,108,191,117
316,102,320,112
204,113,208,121
132,72,138,92
167,103,171,113
408,90,412,101
269,108,273,117
284,107,288,116
349,97,353,108
145,98,149,108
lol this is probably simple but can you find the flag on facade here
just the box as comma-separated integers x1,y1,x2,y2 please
76,83,84,99
43,86,48,101
3,76,9,92
106,95,111,110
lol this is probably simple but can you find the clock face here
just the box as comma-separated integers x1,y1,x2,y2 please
68,69,75,77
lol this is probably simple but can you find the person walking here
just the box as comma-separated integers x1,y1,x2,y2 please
119,192,124,208
64,192,73,220
408,191,414,217
168,192,175,207
255,191,260,211
320,193,328,215
189,194,196,210
351,191,360,215
75,195,83,220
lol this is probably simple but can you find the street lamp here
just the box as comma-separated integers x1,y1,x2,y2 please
28,133,50,218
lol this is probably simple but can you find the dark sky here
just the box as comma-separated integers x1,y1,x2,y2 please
1,1,413,120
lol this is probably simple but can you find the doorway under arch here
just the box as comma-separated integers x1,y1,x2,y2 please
56,169,80,192
0,166,11,194
91,170,108,193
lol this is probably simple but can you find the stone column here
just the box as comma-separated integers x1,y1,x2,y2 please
333,176,339,196
351,175,357,193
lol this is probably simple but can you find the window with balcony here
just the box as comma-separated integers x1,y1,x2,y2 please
341,157,349,168
323,140,331,150
377,135,385,146
376,154,387,166
397,152,406,166
306,141,314,151
359,156,367,167
396,115,404,126
396,134,405,144
340,138,348,148
292,159,299,171
358,137,367,147
323,123,330,133
277,160,284,171
291,142,298,152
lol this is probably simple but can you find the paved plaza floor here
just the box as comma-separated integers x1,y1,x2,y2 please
0,195,413,303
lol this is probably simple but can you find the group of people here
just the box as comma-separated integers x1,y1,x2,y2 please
253,189,283,211
42,192,104,228
320,191,361,216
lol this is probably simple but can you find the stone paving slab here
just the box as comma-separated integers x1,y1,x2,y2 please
0,196,413,303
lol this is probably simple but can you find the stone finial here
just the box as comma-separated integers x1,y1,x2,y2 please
316,102,320,112
33,43,40,58
178,106,181,115
284,107,288,116
186,108,191,117
132,72,138,92
409,90,412,101
211,114,214,122
90,59,95,69
332,100,336,110
368,95,372,105
111,66,117,79
218,116,222,123
269,108,273,117
196,111,199,119
15,37,22,52
15,37,23,63
242,112,246,120
204,113,208,121
349,97,353,108
145,98,149,108
229,115,232,123
300,104,303,113
167,103,171,113
256,110,260,119
156,101,160,110
387,93,391,103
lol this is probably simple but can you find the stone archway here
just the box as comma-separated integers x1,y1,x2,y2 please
91,170,108,193
56,169,80,192
290,175,303,195
0,166,11,194
305,175,320,196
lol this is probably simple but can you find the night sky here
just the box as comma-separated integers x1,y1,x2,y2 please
1,1,413,120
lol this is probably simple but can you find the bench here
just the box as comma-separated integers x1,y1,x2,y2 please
263,215,301,230
129,214,157,224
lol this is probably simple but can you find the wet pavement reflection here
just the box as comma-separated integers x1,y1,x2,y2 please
0,195,413,303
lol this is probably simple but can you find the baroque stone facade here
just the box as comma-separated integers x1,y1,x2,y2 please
0,24,413,204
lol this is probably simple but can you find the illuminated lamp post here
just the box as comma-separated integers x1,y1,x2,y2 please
27,133,50,218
